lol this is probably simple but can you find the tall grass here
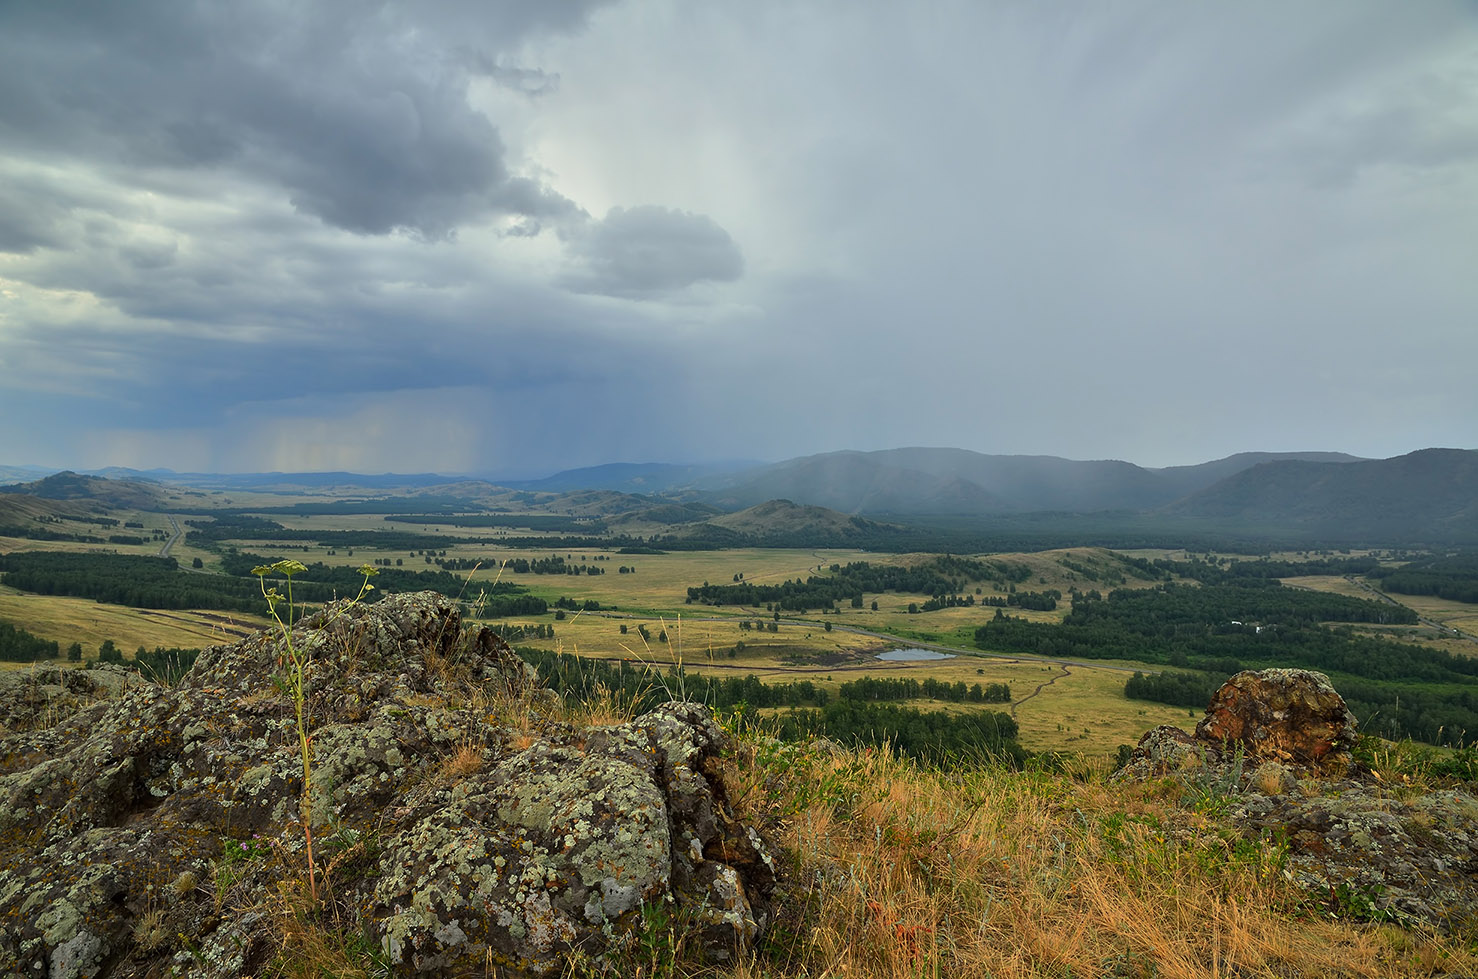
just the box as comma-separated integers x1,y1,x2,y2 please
720,734,1473,979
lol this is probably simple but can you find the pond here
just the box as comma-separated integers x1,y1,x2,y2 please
875,647,955,662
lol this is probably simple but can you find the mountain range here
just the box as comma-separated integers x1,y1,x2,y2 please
4,447,1475,545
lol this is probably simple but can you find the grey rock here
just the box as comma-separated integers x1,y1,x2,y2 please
0,592,772,977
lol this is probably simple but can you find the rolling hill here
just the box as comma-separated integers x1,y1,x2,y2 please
0,471,167,510
694,448,1365,515
1160,448,1478,543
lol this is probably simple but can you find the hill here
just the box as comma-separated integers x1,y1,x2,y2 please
0,471,166,510
0,494,87,528
701,451,1009,514
697,447,1363,515
498,460,760,494
1162,448,1478,543
703,498,907,543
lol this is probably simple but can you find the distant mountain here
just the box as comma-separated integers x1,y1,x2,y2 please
696,448,1363,515
700,451,1007,514
500,461,761,494
655,499,910,547
0,471,166,510
1161,448,1478,543
98,469,465,492
1146,452,1366,500
0,465,53,484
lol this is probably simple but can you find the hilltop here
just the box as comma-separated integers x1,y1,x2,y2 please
0,470,166,510
1,595,1473,978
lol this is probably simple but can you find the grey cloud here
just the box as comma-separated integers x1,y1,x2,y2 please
562,206,745,298
0,176,75,254
0,1,604,237
464,52,562,98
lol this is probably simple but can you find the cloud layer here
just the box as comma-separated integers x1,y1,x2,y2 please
1,1,1475,474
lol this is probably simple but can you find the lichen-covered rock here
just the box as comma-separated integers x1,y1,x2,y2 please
1196,668,1357,771
1115,724,1205,780
0,592,772,977
0,663,136,735
1231,780,1478,930
1117,667,1478,930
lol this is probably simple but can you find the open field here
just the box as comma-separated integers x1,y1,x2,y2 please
10,504,1453,757
1284,574,1478,657
0,586,270,662
0,530,1205,754
1386,590,1478,636
502,609,1188,754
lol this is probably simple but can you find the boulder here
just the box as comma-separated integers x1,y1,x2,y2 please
1117,667,1478,930
0,592,773,977
1196,668,1357,771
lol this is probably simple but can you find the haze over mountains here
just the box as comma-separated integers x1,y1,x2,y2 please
3,447,1475,545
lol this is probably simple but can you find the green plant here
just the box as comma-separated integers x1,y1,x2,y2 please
1186,741,1245,816
250,559,377,904
1329,880,1399,924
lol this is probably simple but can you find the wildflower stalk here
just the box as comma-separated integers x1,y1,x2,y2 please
251,559,377,905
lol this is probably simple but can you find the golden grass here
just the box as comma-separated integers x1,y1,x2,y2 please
438,742,485,780
722,739,1474,979
0,587,270,660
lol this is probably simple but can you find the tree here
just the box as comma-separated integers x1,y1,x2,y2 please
871,600,879,611
66,642,82,662
192,557,204,569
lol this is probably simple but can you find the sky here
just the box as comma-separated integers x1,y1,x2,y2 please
1,1,1475,478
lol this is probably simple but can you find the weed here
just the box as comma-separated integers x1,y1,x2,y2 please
1329,880,1400,924
250,559,377,905
1185,741,1245,816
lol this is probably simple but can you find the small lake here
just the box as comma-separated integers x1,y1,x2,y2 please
876,648,955,662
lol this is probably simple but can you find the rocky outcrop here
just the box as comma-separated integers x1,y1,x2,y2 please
1119,668,1478,930
0,592,773,977
1196,668,1358,771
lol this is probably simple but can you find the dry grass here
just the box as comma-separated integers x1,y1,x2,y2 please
719,737,1475,979
439,741,485,780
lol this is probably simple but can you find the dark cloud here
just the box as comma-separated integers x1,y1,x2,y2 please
0,181,69,254
562,206,744,297
0,1,603,237
1,2,1474,475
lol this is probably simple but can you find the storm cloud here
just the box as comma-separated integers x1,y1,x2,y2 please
562,206,745,297
0,1,1474,475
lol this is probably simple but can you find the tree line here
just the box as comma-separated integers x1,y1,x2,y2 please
0,549,548,617
685,556,1031,612
838,675,1011,704
973,579,1473,744
388,514,607,533
516,646,1025,764
1370,551,1478,605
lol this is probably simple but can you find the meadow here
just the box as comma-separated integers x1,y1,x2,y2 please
6,490,1476,755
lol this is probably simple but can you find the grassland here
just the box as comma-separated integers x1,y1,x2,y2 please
10,494,1471,758
1285,574,1478,658
0,585,269,666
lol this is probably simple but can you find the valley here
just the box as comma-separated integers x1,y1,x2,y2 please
4,449,1477,757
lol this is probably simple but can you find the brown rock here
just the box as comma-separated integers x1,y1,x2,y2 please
1196,668,1357,772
